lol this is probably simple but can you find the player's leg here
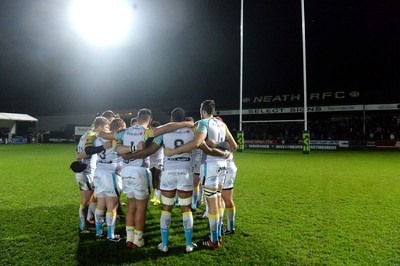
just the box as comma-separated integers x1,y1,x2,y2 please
157,170,177,252
192,172,200,210
177,168,196,252
132,198,147,247
87,198,97,225
199,162,222,248
196,175,207,219
179,191,196,252
79,190,93,233
150,167,157,203
217,189,224,241
128,167,150,248
222,189,235,234
198,182,204,207
217,166,227,241
158,190,175,252
202,188,219,247
77,173,94,233
95,195,106,237
125,196,137,247
103,172,122,241
105,195,120,241
92,170,107,237
121,167,137,248
153,167,162,206
222,161,237,234
83,174,96,225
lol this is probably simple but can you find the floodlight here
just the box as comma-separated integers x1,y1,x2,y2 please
69,0,134,47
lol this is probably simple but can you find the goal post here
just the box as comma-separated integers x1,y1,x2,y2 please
238,0,310,154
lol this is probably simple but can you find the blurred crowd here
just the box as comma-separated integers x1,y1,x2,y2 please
232,116,400,142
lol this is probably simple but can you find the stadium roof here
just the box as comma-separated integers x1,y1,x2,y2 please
0,112,38,122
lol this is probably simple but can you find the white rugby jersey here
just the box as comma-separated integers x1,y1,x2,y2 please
197,117,227,163
94,137,121,171
77,132,97,175
160,127,194,170
114,125,154,168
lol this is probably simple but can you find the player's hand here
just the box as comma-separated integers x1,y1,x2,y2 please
223,150,232,159
75,151,88,159
129,141,144,153
184,120,194,128
206,139,217,148
216,141,231,151
164,148,174,157
137,141,144,151
103,141,112,149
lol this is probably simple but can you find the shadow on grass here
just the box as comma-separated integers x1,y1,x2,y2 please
0,202,223,265
76,205,211,265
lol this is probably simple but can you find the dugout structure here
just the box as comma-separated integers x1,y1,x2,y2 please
0,112,38,144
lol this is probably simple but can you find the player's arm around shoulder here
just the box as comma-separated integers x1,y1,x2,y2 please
98,130,118,140
152,120,194,137
84,133,112,155
164,131,206,156
112,129,134,154
199,141,228,158
115,140,143,155
121,142,161,160
115,128,148,155
75,150,89,159
225,125,237,152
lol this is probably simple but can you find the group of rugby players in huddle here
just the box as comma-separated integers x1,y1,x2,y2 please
72,100,237,252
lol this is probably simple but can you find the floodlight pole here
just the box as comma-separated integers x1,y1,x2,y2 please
301,0,310,154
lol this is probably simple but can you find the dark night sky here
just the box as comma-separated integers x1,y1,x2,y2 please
0,0,399,116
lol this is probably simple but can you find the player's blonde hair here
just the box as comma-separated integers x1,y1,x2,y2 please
93,116,110,128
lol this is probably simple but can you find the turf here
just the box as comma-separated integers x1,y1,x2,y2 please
0,144,399,265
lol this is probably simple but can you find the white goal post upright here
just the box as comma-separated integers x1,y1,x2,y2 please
238,0,310,154
301,0,310,154
238,0,244,152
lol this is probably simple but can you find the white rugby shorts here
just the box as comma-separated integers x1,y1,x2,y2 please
121,166,151,200
149,160,163,170
75,173,94,191
93,167,122,197
160,167,193,192
200,160,227,190
223,160,237,190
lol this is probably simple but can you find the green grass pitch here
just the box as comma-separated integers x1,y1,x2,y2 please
0,144,399,265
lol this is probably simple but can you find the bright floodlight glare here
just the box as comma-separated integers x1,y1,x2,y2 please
69,0,133,47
